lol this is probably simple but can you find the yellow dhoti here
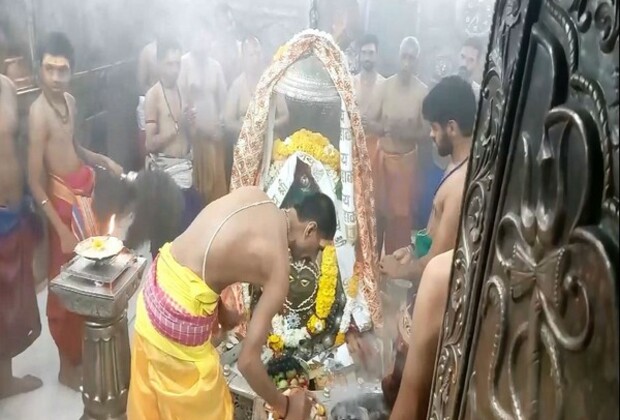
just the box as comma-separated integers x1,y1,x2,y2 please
128,243,233,420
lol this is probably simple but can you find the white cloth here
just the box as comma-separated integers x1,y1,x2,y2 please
145,153,193,190
137,96,146,131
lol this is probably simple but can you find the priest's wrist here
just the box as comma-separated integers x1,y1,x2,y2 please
273,394,289,419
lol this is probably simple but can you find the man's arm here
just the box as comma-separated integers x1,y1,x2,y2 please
238,256,289,417
365,82,385,137
64,96,122,175
144,89,176,153
27,103,71,240
401,184,464,281
390,251,453,420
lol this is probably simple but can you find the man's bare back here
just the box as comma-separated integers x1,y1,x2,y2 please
145,82,189,157
378,75,428,154
29,92,82,177
390,250,453,420
0,75,22,206
171,186,288,293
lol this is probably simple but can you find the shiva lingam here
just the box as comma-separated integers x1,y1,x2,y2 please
249,256,346,362
49,215,147,420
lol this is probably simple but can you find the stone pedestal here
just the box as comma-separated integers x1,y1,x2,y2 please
50,254,146,420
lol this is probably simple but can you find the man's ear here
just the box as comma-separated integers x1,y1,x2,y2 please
305,221,318,237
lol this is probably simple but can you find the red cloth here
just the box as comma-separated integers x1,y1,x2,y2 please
372,142,418,255
0,206,41,359
47,165,95,366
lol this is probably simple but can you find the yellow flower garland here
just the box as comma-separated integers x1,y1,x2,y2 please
268,333,285,353
346,274,359,298
315,245,338,319
273,129,340,172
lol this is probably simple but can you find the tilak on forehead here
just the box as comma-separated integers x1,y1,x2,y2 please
42,54,71,70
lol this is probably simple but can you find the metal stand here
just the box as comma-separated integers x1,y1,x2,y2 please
50,254,146,420
80,312,131,420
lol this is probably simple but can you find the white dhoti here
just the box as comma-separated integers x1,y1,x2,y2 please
146,154,194,190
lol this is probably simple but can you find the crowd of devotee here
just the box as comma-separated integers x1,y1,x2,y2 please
1,1,488,419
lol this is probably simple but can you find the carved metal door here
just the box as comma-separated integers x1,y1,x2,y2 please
429,0,619,419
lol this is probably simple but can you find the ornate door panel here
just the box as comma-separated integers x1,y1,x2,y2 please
429,0,619,419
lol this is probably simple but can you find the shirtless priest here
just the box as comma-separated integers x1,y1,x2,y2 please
380,76,475,285
145,37,203,235
128,188,336,420
380,77,475,407
0,74,42,399
368,37,429,255
27,32,123,390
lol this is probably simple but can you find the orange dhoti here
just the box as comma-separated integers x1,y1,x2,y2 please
47,165,97,366
193,137,229,204
372,141,418,255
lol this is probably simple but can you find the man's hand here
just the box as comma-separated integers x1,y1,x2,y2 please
380,254,409,280
59,226,78,255
346,330,379,377
393,246,413,265
103,157,124,177
218,301,244,331
286,388,314,420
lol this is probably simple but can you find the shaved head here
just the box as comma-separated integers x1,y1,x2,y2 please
400,36,420,58
399,36,420,78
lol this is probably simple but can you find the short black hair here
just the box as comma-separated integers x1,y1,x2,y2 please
463,37,483,56
38,32,75,69
156,37,182,61
294,193,337,240
422,75,477,136
359,34,379,50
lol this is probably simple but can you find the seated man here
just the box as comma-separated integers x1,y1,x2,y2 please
128,187,337,420
389,250,453,420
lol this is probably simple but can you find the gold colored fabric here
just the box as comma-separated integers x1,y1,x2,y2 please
127,333,233,420
230,31,381,327
134,242,220,363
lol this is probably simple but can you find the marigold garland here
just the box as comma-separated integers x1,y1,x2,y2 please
315,245,338,319
346,274,359,298
306,314,326,334
268,333,285,353
273,129,340,172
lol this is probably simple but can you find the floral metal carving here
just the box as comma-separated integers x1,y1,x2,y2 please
429,0,619,417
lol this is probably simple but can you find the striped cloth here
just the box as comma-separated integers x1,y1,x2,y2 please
143,257,218,347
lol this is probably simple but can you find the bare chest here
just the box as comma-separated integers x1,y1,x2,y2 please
381,85,423,120
0,95,17,137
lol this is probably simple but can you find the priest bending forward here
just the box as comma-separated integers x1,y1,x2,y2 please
128,187,337,420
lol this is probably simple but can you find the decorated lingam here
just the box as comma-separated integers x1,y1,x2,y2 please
230,28,381,363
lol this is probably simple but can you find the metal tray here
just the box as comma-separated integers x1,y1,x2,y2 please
61,252,135,284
